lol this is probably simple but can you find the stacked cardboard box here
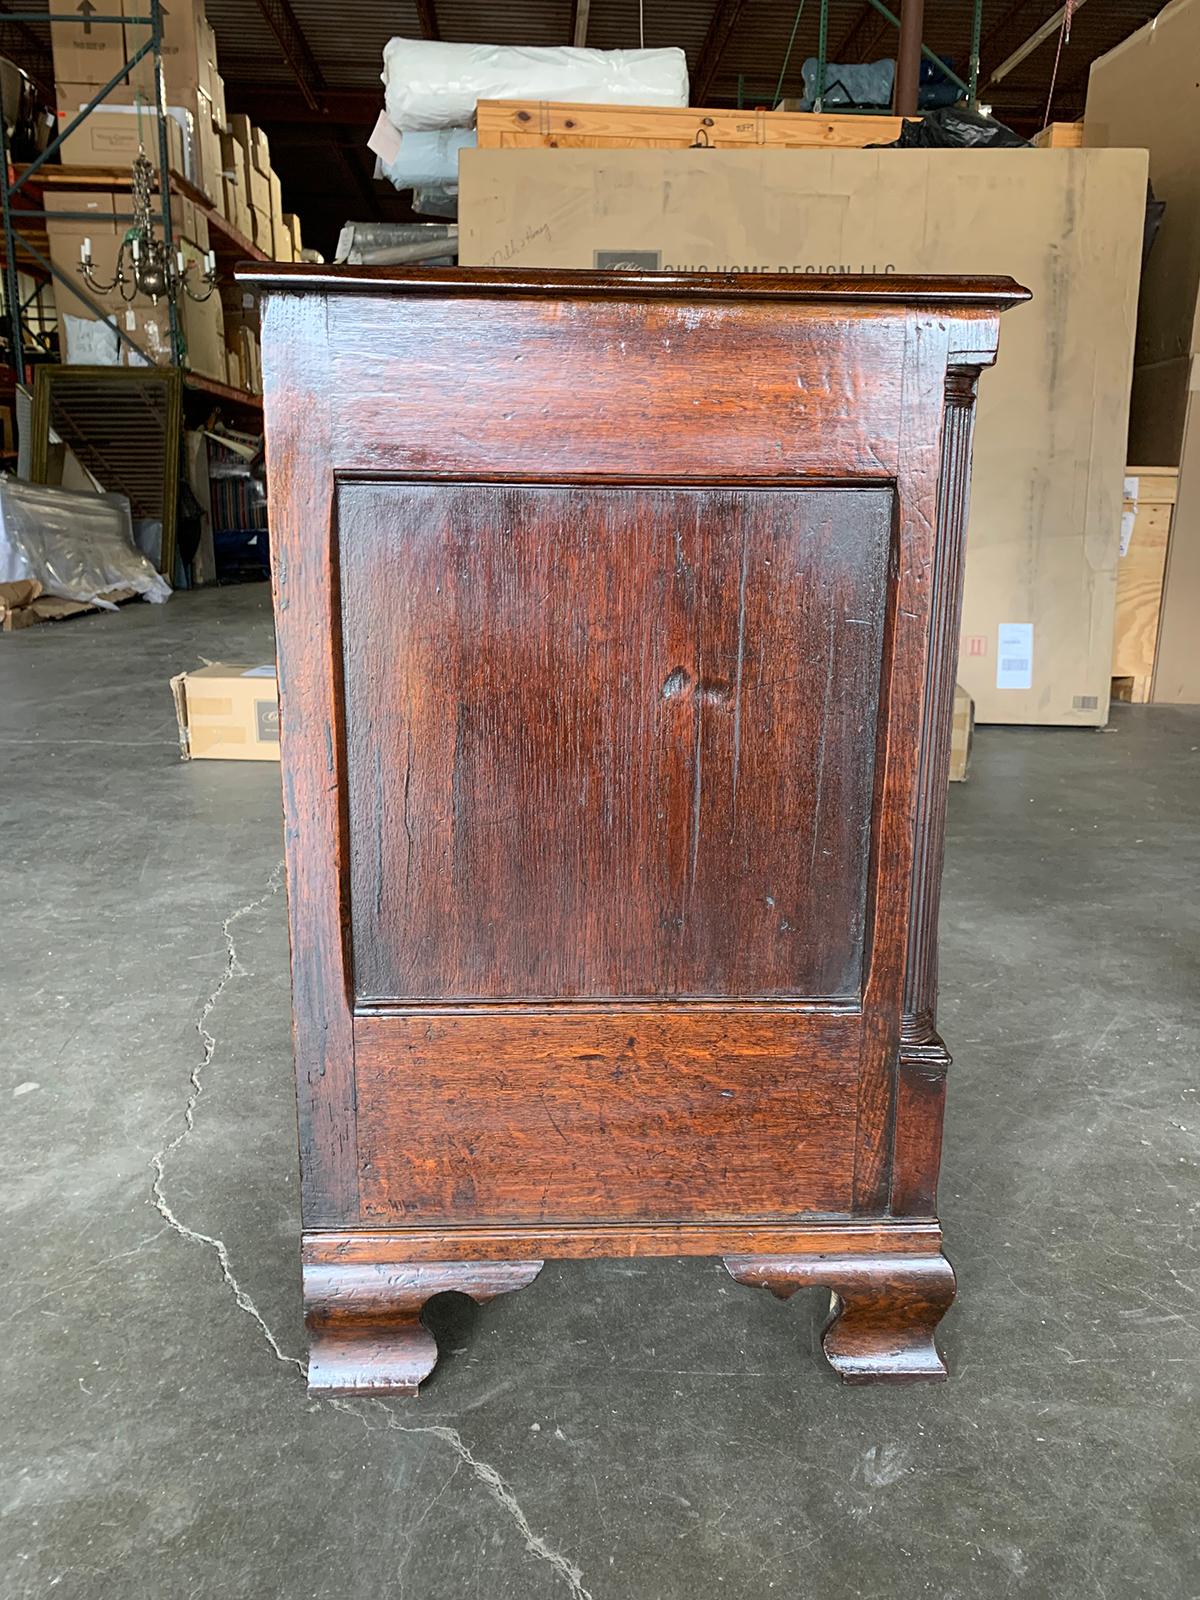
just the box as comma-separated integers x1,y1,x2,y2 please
220,285,261,393
50,0,298,390
226,114,278,255
122,0,221,201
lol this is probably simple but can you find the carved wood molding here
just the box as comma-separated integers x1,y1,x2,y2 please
303,1252,544,1395
902,365,982,1044
723,1250,956,1382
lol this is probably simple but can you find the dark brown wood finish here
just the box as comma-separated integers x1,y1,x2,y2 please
303,1247,543,1394
246,265,1027,1395
723,1250,957,1382
340,481,891,1001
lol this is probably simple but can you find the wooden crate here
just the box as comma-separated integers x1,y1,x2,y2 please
475,100,904,151
1032,122,1084,148
949,684,974,783
1111,466,1178,703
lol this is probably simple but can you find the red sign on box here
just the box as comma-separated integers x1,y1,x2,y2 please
963,635,987,657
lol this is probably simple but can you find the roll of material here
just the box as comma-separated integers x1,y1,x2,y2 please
382,38,688,131
380,127,475,191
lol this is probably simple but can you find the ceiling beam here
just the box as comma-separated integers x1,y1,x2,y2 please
253,0,326,113
225,88,382,124
834,4,879,61
977,0,1038,71
693,0,749,104
416,0,440,40
988,0,1092,87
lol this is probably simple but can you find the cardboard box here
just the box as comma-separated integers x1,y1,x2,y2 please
56,86,190,179
226,114,269,209
250,121,270,177
171,663,280,760
460,147,1148,727
50,0,127,89
267,168,283,224
123,0,206,100
948,685,974,783
222,299,261,392
1111,467,1178,703
222,174,252,241
194,86,222,201
282,212,302,256
1085,0,1200,705
179,246,225,379
249,203,273,256
199,12,217,100
210,69,227,132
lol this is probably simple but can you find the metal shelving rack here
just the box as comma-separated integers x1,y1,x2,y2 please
781,0,983,115
0,0,182,377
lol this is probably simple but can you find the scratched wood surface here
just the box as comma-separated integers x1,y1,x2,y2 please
354,1010,860,1222
340,481,892,1002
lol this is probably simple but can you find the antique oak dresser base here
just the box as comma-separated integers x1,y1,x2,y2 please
303,1216,954,1394
246,264,1027,1399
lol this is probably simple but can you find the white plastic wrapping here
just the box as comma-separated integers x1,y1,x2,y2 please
382,38,688,131
0,475,171,606
381,127,475,191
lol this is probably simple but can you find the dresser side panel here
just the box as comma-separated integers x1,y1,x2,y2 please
261,290,360,1226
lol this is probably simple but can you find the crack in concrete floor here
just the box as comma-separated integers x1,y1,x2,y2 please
149,861,593,1599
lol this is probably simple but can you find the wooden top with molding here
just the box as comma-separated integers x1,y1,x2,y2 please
238,261,1030,309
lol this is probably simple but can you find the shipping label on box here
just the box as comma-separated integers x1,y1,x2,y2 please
996,623,1034,690
170,663,280,760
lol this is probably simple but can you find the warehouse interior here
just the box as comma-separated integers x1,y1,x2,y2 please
2,2,1198,1597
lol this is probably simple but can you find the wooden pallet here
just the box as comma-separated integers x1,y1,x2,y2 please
475,100,904,151
1111,466,1178,704
1032,121,1084,148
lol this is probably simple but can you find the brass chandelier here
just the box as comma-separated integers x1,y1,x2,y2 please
79,148,216,307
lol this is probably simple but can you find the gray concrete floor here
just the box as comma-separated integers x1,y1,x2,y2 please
2,583,1198,1600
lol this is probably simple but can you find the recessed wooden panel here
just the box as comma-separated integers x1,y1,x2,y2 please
339,481,893,1002
354,1010,861,1224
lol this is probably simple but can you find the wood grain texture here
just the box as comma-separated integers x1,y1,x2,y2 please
339,481,891,1003
303,1250,543,1395
325,296,912,483
889,1040,950,1218
305,1219,942,1262
902,366,981,1045
474,99,906,151
1111,468,1177,703
723,1250,956,1382
851,312,948,1213
354,1009,861,1223
259,289,358,1227
246,266,1028,1389
243,265,1029,313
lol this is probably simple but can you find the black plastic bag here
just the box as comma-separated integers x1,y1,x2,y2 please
872,107,1030,149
